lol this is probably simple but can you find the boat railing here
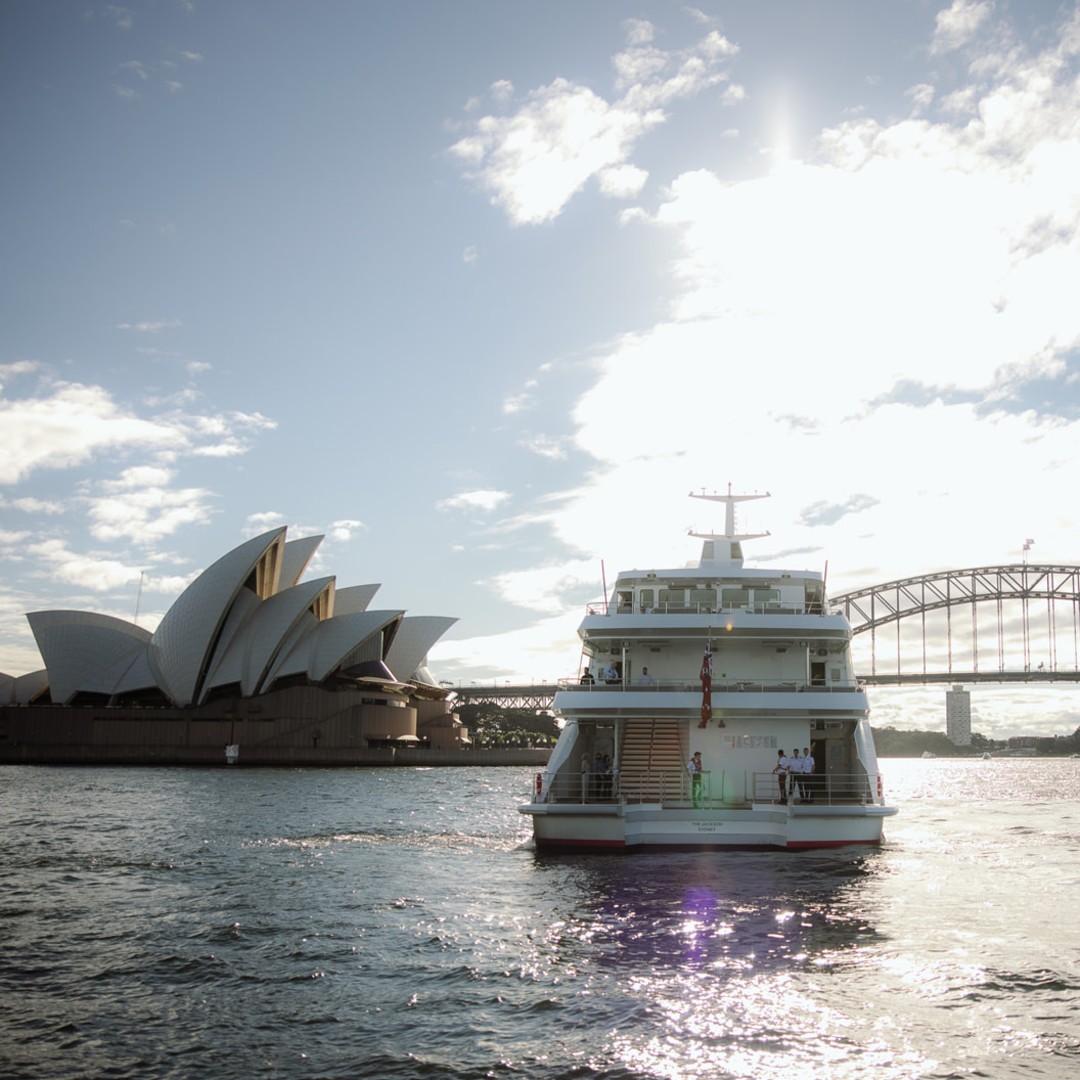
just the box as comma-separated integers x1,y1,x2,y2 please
750,771,879,806
559,677,863,693
586,600,826,616
542,769,622,805
534,770,883,808
538,768,696,806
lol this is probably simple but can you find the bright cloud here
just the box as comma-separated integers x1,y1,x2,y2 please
0,381,180,485
26,537,143,592
436,490,512,513
450,23,738,225
327,519,366,542
475,1,1080,690
932,0,994,54
87,466,216,544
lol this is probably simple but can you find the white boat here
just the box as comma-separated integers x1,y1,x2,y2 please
520,487,898,850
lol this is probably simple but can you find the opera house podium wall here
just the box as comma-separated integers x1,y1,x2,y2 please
0,686,549,767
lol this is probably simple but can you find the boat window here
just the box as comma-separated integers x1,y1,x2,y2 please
753,588,779,610
689,588,716,609
639,588,654,610
721,588,749,608
659,588,685,608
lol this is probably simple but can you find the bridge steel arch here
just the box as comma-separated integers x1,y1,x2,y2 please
832,563,1080,683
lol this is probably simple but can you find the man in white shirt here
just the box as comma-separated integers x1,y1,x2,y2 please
800,746,815,802
773,749,789,803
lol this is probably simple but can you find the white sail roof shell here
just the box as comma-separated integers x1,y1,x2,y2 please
385,616,458,684
14,669,49,704
202,576,336,699
26,610,153,705
265,609,404,687
148,528,286,707
333,584,380,615
280,535,323,589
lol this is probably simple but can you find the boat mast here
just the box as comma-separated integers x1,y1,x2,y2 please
688,484,771,566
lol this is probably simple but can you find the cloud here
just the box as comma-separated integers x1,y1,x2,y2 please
327,519,366,542
799,495,880,528
519,434,571,460
0,361,38,392
86,466,216,544
597,163,649,198
430,610,585,684
932,0,995,55
0,372,279,487
117,319,182,333
450,2,1080,687
0,381,181,485
436,490,511,513
449,24,738,225
25,537,143,593
117,60,148,81
103,5,135,31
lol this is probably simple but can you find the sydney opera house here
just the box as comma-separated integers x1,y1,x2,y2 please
0,527,474,765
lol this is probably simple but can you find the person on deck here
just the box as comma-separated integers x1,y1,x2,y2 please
773,749,790,803
800,746,815,802
688,751,704,808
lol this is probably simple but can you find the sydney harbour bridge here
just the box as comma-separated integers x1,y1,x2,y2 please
455,562,1080,709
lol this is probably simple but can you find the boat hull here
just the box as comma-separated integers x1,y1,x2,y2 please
521,801,897,851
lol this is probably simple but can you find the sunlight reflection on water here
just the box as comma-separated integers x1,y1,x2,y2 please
2,761,1079,1079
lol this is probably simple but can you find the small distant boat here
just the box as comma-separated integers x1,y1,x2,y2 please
981,752,992,760
922,751,936,759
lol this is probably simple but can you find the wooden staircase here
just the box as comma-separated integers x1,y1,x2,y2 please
618,718,687,803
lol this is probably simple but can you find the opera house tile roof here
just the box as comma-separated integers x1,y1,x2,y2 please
3,528,456,708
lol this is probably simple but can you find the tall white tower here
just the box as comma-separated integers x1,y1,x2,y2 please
946,685,972,746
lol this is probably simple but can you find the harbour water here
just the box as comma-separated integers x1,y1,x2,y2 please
1,758,1078,1079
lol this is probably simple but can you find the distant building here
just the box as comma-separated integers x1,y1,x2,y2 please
946,685,972,746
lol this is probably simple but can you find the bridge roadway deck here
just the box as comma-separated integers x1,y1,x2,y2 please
454,669,1080,709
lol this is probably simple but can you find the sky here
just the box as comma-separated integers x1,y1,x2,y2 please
3,0,1080,739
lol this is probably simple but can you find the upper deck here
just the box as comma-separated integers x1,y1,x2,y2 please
594,572,827,619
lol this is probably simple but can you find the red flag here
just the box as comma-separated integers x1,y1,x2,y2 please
698,640,712,728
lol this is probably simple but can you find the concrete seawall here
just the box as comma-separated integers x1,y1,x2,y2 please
0,705,551,768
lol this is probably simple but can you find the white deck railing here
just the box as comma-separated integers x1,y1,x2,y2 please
559,678,864,693
534,770,880,807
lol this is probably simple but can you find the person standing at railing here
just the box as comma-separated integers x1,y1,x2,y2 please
688,751,704,808
773,749,790,803
800,746,815,802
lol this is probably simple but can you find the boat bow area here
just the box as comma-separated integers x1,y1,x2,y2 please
522,487,898,851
